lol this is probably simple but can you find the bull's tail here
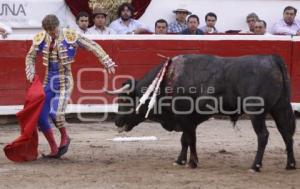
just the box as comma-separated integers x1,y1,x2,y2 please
272,55,296,136
272,55,291,99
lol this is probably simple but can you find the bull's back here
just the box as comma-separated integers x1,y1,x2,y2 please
170,54,286,109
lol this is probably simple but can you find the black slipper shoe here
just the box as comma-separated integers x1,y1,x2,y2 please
42,153,60,159
57,137,71,157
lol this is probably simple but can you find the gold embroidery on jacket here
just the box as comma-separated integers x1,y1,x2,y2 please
42,34,51,66
26,28,112,83
63,28,78,44
76,35,109,64
33,31,46,45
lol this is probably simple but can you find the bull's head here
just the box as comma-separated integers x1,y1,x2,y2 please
105,80,146,132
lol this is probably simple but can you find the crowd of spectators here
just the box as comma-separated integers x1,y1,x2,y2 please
74,3,300,36
1,3,300,38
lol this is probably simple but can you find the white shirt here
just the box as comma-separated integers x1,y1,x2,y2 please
199,25,218,33
109,18,146,34
239,30,253,34
264,32,273,36
76,26,92,35
88,25,116,35
272,19,300,35
0,22,12,34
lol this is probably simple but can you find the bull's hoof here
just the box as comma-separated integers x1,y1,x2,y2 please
249,169,259,173
173,160,186,166
188,161,198,169
286,163,296,170
250,164,261,172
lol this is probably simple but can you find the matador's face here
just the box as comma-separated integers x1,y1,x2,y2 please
47,26,60,39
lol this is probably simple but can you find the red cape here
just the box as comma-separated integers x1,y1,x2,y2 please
4,75,45,162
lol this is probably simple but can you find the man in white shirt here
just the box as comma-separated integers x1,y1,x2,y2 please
272,6,300,35
89,7,116,35
200,12,218,34
239,13,259,33
109,3,148,34
76,11,91,35
254,20,272,36
0,22,12,39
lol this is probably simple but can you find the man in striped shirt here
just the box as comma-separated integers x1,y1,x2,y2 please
168,8,191,33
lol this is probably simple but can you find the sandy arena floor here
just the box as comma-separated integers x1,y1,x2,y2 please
0,119,299,189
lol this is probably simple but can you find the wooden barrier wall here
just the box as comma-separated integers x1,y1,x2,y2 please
0,35,299,106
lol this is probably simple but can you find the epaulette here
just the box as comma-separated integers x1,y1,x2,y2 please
33,31,46,45
63,28,78,44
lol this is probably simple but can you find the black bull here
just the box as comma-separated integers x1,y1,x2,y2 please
111,54,296,172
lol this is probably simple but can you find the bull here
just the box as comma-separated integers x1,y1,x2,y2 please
107,54,296,172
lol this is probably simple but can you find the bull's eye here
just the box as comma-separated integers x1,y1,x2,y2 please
118,99,125,103
118,98,129,103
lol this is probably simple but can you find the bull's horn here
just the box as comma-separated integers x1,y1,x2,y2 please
104,84,131,95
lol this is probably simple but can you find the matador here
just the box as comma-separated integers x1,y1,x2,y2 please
25,14,116,158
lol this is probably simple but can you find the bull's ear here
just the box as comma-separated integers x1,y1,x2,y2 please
132,80,139,94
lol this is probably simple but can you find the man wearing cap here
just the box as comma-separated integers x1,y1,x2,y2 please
168,8,191,33
89,7,116,35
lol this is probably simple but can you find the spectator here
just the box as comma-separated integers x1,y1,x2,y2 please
155,19,168,34
200,12,218,33
168,7,191,33
181,14,204,35
272,6,300,35
109,3,148,34
0,22,12,39
240,13,259,33
76,11,91,35
89,7,116,35
254,20,271,35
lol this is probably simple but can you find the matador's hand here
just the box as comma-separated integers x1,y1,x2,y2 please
107,65,117,74
103,56,117,74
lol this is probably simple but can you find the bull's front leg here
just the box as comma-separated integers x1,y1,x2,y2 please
174,115,199,168
175,132,189,165
175,129,198,169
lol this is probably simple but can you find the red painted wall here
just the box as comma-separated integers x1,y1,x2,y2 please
0,39,298,105
292,40,300,102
